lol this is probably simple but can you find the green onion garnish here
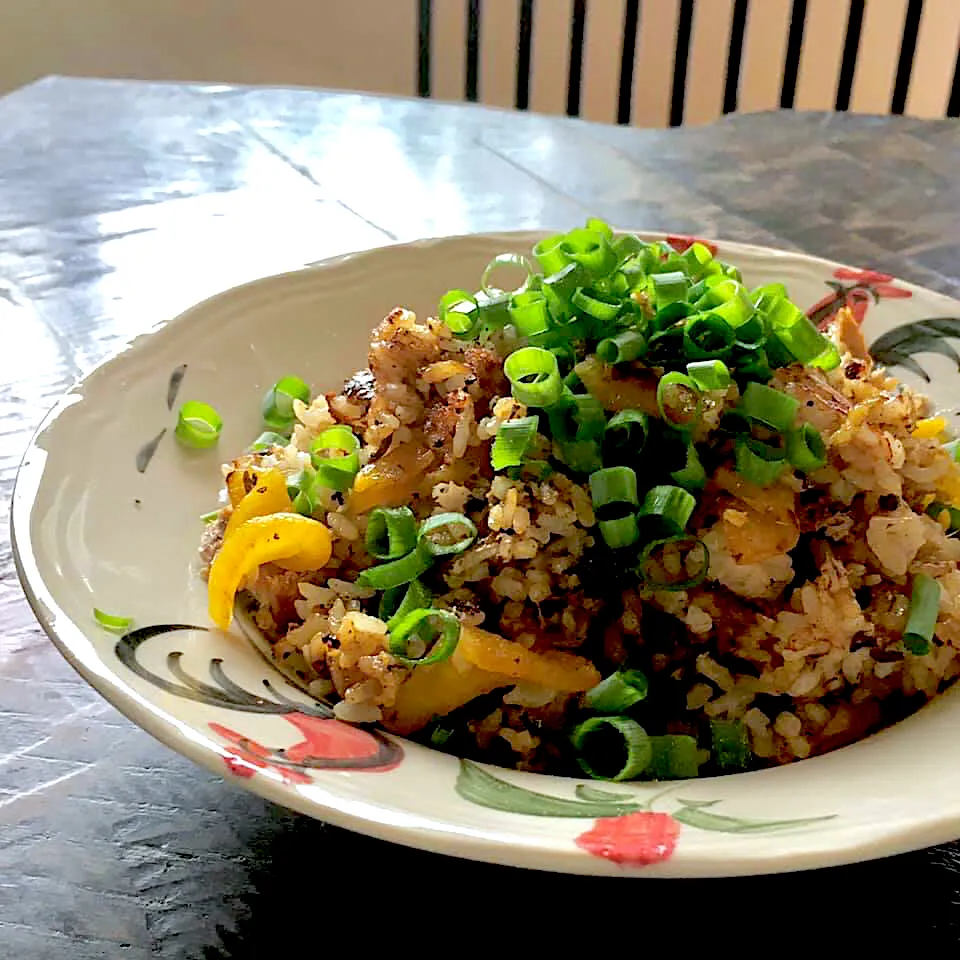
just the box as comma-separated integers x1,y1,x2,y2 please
711,719,751,771
571,716,652,782
585,669,649,713
247,430,289,453
766,299,830,365
670,442,707,491
262,375,310,431
287,466,318,516
562,227,617,279
656,372,703,433
903,573,941,656
597,516,639,548
381,578,433,631
571,287,622,323
638,485,696,536
548,390,606,445
942,439,960,462
683,313,735,360
651,270,688,309
356,547,433,590
786,422,827,472
439,289,481,338
174,401,223,449
504,346,563,408
809,340,842,371
734,435,787,486
309,425,360,492
481,252,535,298
589,466,639,511
927,501,960,531
532,234,571,276
388,608,462,667
557,439,604,474
648,735,701,779
418,512,478,557
366,506,418,561
637,535,709,590
602,409,648,466
491,415,540,471
596,329,646,364
200,509,221,524
677,241,715,278
508,289,551,337
738,381,800,432
685,359,733,391
93,608,133,633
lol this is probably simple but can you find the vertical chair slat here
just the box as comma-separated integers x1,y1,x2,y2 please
432,0,469,102
479,0,522,108
529,0,575,115
631,0,681,127
849,0,909,115
580,0,629,124
739,0,794,112
685,0,737,125
793,0,852,111
905,0,960,118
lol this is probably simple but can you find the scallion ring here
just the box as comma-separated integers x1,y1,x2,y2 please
683,312,736,360
596,329,647,364
508,289,551,337
262,375,310,430
175,400,223,449
491,415,540,471
571,716,652,782
356,546,433,590
571,287,622,323
603,409,648,466
247,430,290,453
561,227,617,279
439,289,481,338
685,359,733,391
903,573,941,656
739,381,800,432
734,435,787,486
381,579,433,632
366,506,418,560
648,735,701,779
388,608,462,667
670,442,707,491
637,484,696,539
504,346,563,408
786,422,827,472
585,669,649,714
533,234,571,276
93,608,133,633
711,719,752,771
481,252,535,298
309,425,361,492
656,371,703,433
418,512,478,557
652,270,688,309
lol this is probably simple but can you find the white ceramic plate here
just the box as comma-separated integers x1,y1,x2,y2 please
14,231,960,877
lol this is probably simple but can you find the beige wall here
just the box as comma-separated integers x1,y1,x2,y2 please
0,0,956,124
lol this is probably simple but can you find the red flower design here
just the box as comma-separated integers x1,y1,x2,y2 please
808,266,912,331
210,721,312,785
284,713,391,765
666,235,718,256
576,812,681,866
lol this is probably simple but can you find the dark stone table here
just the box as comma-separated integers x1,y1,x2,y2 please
2,77,959,955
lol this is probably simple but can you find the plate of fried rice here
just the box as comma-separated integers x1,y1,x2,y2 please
14,223,960,875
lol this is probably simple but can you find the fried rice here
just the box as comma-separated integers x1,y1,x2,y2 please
198,230,960,781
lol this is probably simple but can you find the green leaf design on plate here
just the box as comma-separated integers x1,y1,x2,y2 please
574,784,639,804
869,317,960,382
457,760,644,818
673,802,835,834
676,798,722,810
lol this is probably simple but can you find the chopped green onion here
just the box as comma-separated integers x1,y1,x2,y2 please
475,291,512,331
439,289,480,338
670,442,707,491
561,228,617,279
596,329,647,364
585,670,649,713
504,346,563,408
571,287,622,323
786,422,827,472
548,391,606,444
366,506,418,560
556,439,603,474
287,467,318,516
677,241,715,278
430,725,456,748
730,312,766,349
611,234,645,261
656,372,703,433
638,485,696,536
508,290,551,337
637,535,709,590
247,430,289,453
356,546,433,589
589,466,639,511
648,735,701,779
651,300,694,332
262,375,310,431
809,340,842,371
598,516,640,548
533,235,571,275
603,409,648,466
943,439,960,462
388,608,461,667
309,425,361,492
93,608,133,633
739,381,800,432
903,573,941,656
734,435,787,486
686,359,733,391
481,253,534,298
683,313,735,360
711,719,751,771
652,270,689,309
200,509,221,524
571,716,652,781
418,512,478,557
491,415,539,471
767,299,830,364
382,579,433,632
735,346,774,383
927,500,960,531
585,217,614,239
174,401,223,449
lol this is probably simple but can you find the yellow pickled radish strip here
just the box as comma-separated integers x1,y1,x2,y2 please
349,444,434,514
224,468,292,537
226,467,258,507
913,417,947,440
208,513,332,629
457,625,601,692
